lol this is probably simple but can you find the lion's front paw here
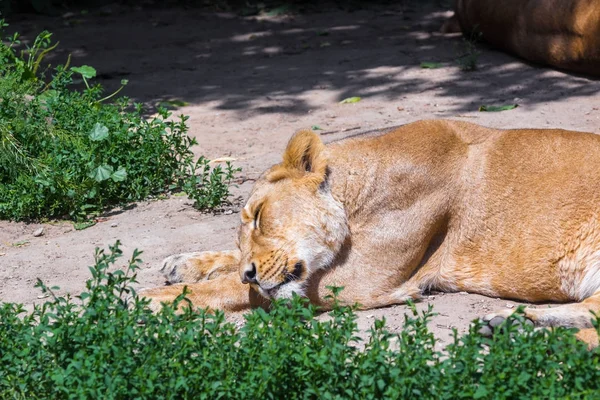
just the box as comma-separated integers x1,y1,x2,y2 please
160,250,241,284
139,272,254,313
137,287,174,312
160,252,204,284
138,285,198,313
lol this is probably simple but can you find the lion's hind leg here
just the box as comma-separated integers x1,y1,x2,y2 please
575,328,600,349
161,250,241,284
482,291,600,348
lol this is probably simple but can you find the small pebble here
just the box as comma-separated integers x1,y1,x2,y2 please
488,316,505,328
478,325,493,337
514,319,534,328
110,223,118,228
33,227,44,237
224,210,233,215
506,303,514,308
458,291,468,295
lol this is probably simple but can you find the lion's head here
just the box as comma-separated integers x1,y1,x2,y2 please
236,130,349,300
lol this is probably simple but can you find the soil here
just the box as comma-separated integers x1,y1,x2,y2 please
2,2,600,348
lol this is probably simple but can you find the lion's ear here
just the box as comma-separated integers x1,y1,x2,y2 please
282,130,326,175
267,130,327,188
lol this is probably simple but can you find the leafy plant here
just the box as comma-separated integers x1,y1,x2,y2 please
0,24,238,221
1,242,599,399
183,159,240,210
456,29,482,72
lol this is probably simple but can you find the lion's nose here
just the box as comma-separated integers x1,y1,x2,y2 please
241,262,258,284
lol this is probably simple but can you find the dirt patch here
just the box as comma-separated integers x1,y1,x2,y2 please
2,2,600,342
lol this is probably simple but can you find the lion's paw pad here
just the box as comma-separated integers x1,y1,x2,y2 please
160,254,188,284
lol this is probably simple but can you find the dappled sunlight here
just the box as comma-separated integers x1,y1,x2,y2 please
12,2,599,120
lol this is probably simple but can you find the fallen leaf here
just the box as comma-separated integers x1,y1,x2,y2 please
420,62,443,69
12,240,30,247
339,97,362,104
311,125,324,131
73,221,96,230
157,99,189,110
479,104,519,112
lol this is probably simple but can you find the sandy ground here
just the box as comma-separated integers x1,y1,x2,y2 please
2,2,600,348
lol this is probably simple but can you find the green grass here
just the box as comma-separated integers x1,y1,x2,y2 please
1,241,599,399
0,24,238,221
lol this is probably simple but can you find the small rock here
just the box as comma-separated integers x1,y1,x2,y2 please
478,325,493,337
488,316,505,328
506,303,514,308
110,223,118,228
224,210,233,215
366,314,374,319
37,294,49,299
33,227,44,237
458,291,468,295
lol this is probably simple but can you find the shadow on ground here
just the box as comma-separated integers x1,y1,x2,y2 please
7,1,598,119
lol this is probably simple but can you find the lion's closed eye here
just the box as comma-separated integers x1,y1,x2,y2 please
253,204,262,230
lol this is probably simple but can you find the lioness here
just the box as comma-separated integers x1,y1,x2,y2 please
445,0,600,76
142,120,600,346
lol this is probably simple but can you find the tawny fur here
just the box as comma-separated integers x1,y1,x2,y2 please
140,120,600,347
445,0,600,76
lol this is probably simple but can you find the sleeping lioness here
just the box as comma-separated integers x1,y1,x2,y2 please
141,120,600,346
445,0,600,76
